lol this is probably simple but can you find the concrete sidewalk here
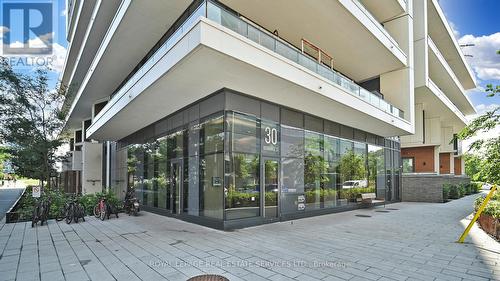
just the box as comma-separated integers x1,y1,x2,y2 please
0,193,498,281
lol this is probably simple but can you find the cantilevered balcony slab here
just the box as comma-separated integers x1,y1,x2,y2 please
427,0,476,89
87,18,411,141
64,0,192,130
62,0,121,94
358,0,406,23
428,37,475,115
218,0,407,82
61,0,96,86
416,79,467,128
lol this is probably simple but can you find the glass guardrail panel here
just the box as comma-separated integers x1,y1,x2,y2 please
276,41,299,63
207,2,221,23
247,24,260,44
298,55,317,72
317,64,333,81
184,5,203,31
221,9,240,33
260,32,275,51
359,88,371,103
369,94,380,108
380,100,389,112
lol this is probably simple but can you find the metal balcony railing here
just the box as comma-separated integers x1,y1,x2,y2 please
108,0,405,120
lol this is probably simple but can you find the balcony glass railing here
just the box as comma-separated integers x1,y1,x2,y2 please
206,1,404,119
109,0,404,120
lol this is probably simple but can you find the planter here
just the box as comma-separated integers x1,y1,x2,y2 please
478,214,500,240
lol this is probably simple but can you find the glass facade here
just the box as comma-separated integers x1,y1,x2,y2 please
114,91,401,227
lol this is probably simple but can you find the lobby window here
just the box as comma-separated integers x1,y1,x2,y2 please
323,135,340,208
338,140,368,205
199,114,224,220
368,145,385,199
280,111,305,214
156,136,169,209
402,157,414,173
225,112,261,220
304,130,325,211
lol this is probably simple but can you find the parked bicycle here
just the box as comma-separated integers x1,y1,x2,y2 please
32,197,51,227
94,196,119,221
57,196,85,224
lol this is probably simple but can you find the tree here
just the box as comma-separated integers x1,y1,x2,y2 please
456,50,500,184
338,150,366,181
0,58,67,188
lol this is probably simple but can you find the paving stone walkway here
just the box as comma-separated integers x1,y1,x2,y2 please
0,193,498,281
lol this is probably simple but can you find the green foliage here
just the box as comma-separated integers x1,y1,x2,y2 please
12,186,121,220
339,150,366,182
0,59,68,186
442,184,450,201
456,50,499,185
470,182,483,193
338,187,375,201
464,153,486,182
474,191,500,219
304,189,337,203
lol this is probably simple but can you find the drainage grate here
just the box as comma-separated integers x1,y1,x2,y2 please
355,214,371,218
79,259,91,266
187,275,229,281
375,210,390,213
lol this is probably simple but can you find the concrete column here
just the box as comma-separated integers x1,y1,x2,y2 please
434,146,440,174
461,157,465,175
449,153,455,175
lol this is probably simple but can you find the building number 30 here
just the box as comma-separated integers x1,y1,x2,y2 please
264,127,278,145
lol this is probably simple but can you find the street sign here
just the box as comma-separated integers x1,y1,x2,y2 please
32,186,41,198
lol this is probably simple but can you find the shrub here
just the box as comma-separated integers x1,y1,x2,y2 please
474,191,500,219
470,182,483,193
442,184,451,201
457,183,467,197
11,186,122,220
446,184,462,199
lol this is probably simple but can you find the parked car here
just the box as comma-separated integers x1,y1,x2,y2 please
342,180,368,189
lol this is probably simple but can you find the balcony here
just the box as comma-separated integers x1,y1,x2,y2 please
428,36,475,115
88,0,410,140
106,0,403,120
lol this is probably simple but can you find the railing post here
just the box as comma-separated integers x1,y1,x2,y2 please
458,185,497,243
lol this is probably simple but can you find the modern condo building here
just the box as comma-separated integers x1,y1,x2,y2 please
400,0,476,202
60,0,473,228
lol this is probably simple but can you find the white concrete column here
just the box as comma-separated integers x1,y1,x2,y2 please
449,153,455,175
461,157,465,175
434,146,440,174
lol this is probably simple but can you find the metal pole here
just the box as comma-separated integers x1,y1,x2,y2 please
457,185,497,243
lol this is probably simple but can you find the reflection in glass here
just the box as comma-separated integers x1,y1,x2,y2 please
225,153,260,220
156,137,168,209
199,153,223,219
264,159,278,218
304,131,325,210
200,116,224,154
226,112,259,154
368,145,385,200
338,140,369,204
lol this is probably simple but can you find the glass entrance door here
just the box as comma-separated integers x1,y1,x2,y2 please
171,161,183,214
262,158,279,218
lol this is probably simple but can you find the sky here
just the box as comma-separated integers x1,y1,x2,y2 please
439,0,500,148
0,0,498,145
